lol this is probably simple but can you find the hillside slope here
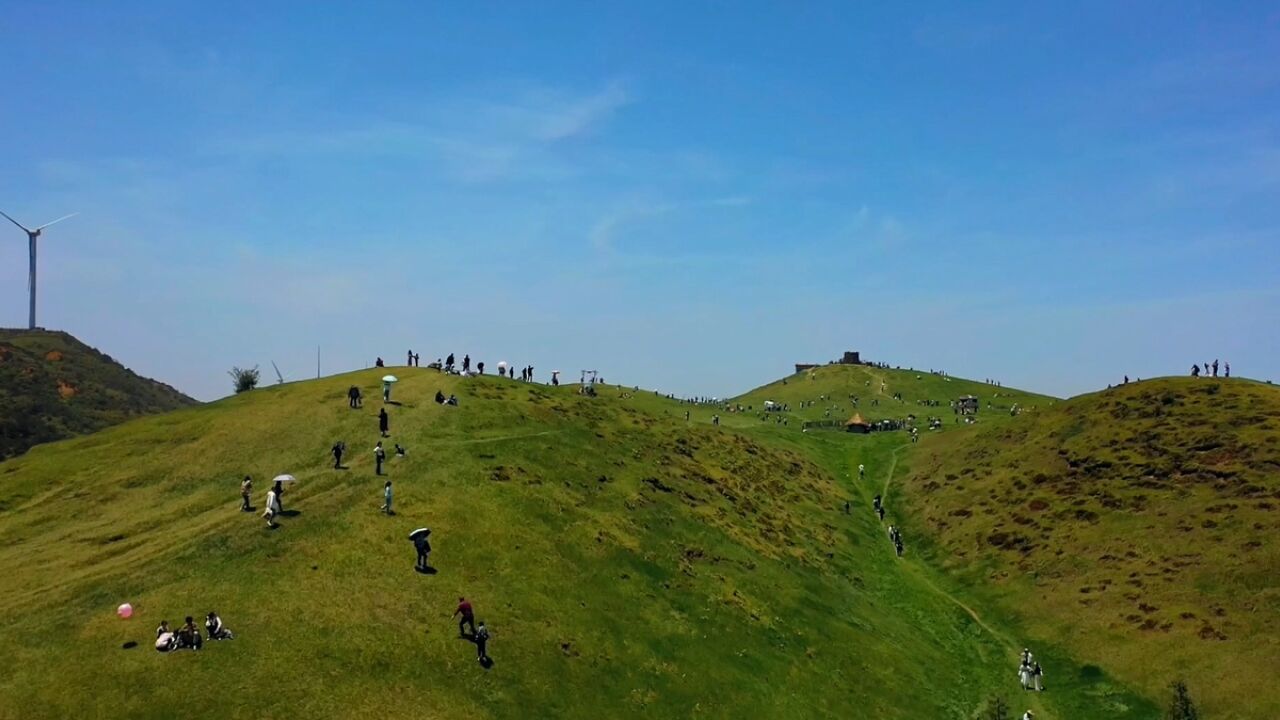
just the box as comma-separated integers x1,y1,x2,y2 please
0,329,195,459
897,377,1280,720
0,368,1154,719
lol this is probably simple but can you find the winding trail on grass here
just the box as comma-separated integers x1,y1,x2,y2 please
876,442,1016,650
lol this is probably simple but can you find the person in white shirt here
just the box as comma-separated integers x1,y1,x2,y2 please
263,487,281,528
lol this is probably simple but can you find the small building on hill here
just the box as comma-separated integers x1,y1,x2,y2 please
845,413,872,434
956,395,979,415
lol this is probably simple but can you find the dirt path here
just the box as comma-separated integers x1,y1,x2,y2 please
874,442,1015,647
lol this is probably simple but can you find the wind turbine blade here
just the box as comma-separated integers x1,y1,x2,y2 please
0,210,32,233
34,213,78,231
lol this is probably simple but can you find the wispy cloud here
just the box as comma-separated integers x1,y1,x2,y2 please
213,82,633,184
531,83,631,141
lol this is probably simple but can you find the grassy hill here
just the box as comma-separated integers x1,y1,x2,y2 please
0,365,1159,719
0,329,195,459
896,377,1280,720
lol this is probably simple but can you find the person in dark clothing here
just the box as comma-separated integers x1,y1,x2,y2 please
407,350,413,366
413,530,431,570
463,355,470,373
1191,364,1201,377
332,441,345,469
379,408,389,437
176,616,203,650
1225,362,1230,377
374,441,386,475
272,480,285,512
477,361,485,375
475,621,491,663
528,366,534,382
435,390,446,404
455,597,477,636
414,353,420,367
844,500,850,514
205,612,233,640
877,505,885,521
347,386,358,408
376,357,385,367
446,353,455,370
1212,359,1219,377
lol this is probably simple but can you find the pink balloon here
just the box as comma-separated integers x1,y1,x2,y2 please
117,603,133,619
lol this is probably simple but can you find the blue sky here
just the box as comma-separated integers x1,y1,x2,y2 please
1,1,1277,400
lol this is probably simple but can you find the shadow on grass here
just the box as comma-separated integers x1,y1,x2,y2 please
414,565,438,575
279,509,302,517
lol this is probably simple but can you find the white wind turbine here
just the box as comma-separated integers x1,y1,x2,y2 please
0,210,76,329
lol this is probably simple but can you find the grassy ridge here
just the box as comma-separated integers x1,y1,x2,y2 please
0,329,195,459
896,377,1280,720
0,364,1160,718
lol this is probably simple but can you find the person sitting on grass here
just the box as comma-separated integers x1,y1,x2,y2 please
205,612,234,641
176,616,203,650
435,390,446,405
446,394,459,406
155,620,177,653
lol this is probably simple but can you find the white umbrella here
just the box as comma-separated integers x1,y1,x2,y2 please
497,361,508,369
382,375,399,383
408,527,431,540
272,474,298,484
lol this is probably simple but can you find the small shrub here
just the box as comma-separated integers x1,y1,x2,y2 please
228,365,260,394
979,695,1009,720
1166,680,1199,720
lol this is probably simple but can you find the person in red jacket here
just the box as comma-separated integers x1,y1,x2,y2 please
454,597,476,637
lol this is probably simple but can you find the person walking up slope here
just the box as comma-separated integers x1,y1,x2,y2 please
380,480,393,514
455,597,477,636
475,621,491,664
379,408,390,438
240,476,253,512
374,441,387,476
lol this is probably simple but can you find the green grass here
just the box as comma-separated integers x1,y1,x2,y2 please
0,365,1166,718
895,376,1280,720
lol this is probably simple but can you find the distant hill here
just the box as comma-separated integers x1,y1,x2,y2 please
897,377,1280,719
0,329,196,459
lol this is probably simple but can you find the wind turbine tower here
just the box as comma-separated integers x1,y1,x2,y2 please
1,210,77,329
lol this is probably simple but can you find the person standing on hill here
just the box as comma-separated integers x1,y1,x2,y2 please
1018,660,1033,690
414,530,431,570
332,441,345,469
379,408,389,437
1191,364,1200,377
263,485,281,528
475,621,491,664
463,354,471,373
240,476,253,512
446,353,455,371
859,464,866,480
380,480,393,514
455,597,477,636
1225,361,1230,377
374,441,386,476
407,349,413,366
477,361,485,375
1212,359,1219,377
1032,661,1044,691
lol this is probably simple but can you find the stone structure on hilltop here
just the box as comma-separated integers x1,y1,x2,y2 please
795,350,862,375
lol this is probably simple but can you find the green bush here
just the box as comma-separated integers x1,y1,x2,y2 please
228,365,260,393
